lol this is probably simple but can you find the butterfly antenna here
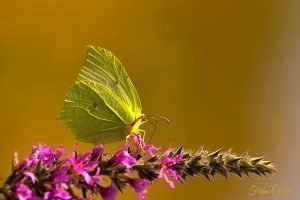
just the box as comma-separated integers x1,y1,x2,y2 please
147,120,158,144
146,116,170,124
145,115,170,144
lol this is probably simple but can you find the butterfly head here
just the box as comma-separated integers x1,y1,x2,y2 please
130,114,147,134
130,114,169,132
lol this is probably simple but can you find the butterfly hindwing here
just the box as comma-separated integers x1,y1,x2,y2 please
58,81,128,143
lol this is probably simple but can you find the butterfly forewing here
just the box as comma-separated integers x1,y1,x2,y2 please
77,46,142,118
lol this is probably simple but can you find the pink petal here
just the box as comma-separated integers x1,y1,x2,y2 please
100,184,119,200
16,183,32,200
144,145,160,156
166,168,182,181
23,171,38,183
159,170,175,188
130,178,152,200
80,171,93,185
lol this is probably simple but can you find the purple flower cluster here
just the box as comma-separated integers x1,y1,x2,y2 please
0,136,275,200
0,136,182,200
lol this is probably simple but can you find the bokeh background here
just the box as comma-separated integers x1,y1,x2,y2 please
0,1,299,199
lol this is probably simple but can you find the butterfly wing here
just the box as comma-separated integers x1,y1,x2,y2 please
58,81,127,143
77,46,142,121
58,46,142,143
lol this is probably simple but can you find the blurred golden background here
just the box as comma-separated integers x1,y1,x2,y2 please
0,0,299,199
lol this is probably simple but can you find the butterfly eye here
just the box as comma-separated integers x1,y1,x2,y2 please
92,103,98,109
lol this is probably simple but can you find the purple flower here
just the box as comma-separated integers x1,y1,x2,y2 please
0,142,276,200
33,144,64,162
99,184,119,200
23,171,38,183
114,146,137,168
130,178,152,200
24,144,65,168
17,152,39,170
44,186,72,200
15,183,32,200
133,135,160,156
159,147,183,188
67,149,102,185
51,166,72,184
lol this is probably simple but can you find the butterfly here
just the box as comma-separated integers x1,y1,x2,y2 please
58,46,167,143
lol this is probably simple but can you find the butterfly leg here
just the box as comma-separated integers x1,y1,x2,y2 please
125,133,131,143
125,132,141,145
136,130,146,152
141,130,146,144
